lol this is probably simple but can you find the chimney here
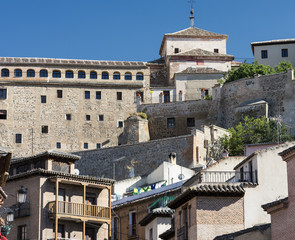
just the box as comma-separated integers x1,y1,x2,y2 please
169,152,177,165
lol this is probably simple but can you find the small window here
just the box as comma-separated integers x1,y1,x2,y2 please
187,118,195,127
86,115,91,121
261,50,268,59
118,121,123,128
97,143,101,149
78,71,86,79
90,71,97,79
214,49,219,53
167,118,175,128
14,69,22,77
99,115,104,121
113,72,120,80
15,134,22,143
136,73,144,80
40,69,48,77
52,70,61,78
136,91,144,102
96,91,101,100
57,90,63,98
17,225,27,240
125,72,132,80
66,114,71,120
0,89,7,99
174,48,179,53
0,110,7,119
117,92,122,100
282,49,288,58
102,72,109,79
41,95,46,103
85,91,90,99
84,143,88,149
56,142,61,149
27,69,35,77
65,70,74,78
41,125,48,134
1,69,9,77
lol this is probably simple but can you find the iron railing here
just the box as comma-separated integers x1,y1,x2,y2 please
177,224,188,240
48,201,110,219
201,171,258,184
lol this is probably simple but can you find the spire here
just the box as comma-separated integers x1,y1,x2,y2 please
188,0,195,27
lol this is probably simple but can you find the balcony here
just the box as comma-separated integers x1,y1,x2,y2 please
128,224,138,240
177,224,188,240
201,171,258,184
48,201,110,222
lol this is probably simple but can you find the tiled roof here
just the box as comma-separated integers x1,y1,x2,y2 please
159,228,175,240
168,183,245,209
234,152,257,170
139,207,174,226
279,145,295,157
170,48,232,58
7,168,114,185
262,197,288,211
178,67,225,74
167,27,228,38
214,223,271,240
11,150,81,165
147,57,166,65
0,57,147,68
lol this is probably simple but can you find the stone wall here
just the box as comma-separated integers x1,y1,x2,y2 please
138,100,214,140
74,134,195,181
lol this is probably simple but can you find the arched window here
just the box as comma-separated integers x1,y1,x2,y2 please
90,71,97,79
65,70,74,78
102,72,109,80
14,69,22,77
27,69,35,77
78,71,86,79
125,72,132,80
52,70,61,78
40,70,48,78
113,72,120,80
1,69,9,77
136,73,144,80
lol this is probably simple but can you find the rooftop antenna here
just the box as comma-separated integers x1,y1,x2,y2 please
188,0,196,27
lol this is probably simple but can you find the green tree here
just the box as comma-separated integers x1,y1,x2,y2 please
224,61,294,84
220,116,292,156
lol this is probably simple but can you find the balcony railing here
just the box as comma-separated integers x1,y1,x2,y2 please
48,201,110,219
177,224,188,240
201,171,258,184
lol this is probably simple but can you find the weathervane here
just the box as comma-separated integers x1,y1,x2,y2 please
188,0,196,27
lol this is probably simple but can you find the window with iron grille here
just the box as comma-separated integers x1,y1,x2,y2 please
261,50,268,59
0,89,7,99
282,49,288,57
187,118,195,127
167,118,175,128
41,125,48,134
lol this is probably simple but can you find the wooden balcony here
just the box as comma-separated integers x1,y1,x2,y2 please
48,201,110,222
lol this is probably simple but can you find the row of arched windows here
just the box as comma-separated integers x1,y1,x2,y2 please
1,68,144,80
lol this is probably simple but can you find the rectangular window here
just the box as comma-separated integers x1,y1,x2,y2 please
99,115,104,121
17,225,27,240
118,121,123,128
96,143,101,149
174,48,179,54
41,95,46,103
129,211,136,236
85,91,90,99
56,142,61,149
57,90,63,98
261,50,268,59
187,118,195,127
214,48,219,53
163,91,170,103
117,92,122,100
15,134,22,144
41,125,48,134
136,91,144,102
0,89,7,99
0,110,7,119
282,49,288,57
84,143,88,149
96,91,101,100
188,205,192,226
66,114,71,121
86,115,91,121
167,118,175,128
149,228,153,240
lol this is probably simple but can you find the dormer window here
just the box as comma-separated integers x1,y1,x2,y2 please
174,48,179,54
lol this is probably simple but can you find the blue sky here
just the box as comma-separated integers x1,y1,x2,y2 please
0,0,294,62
